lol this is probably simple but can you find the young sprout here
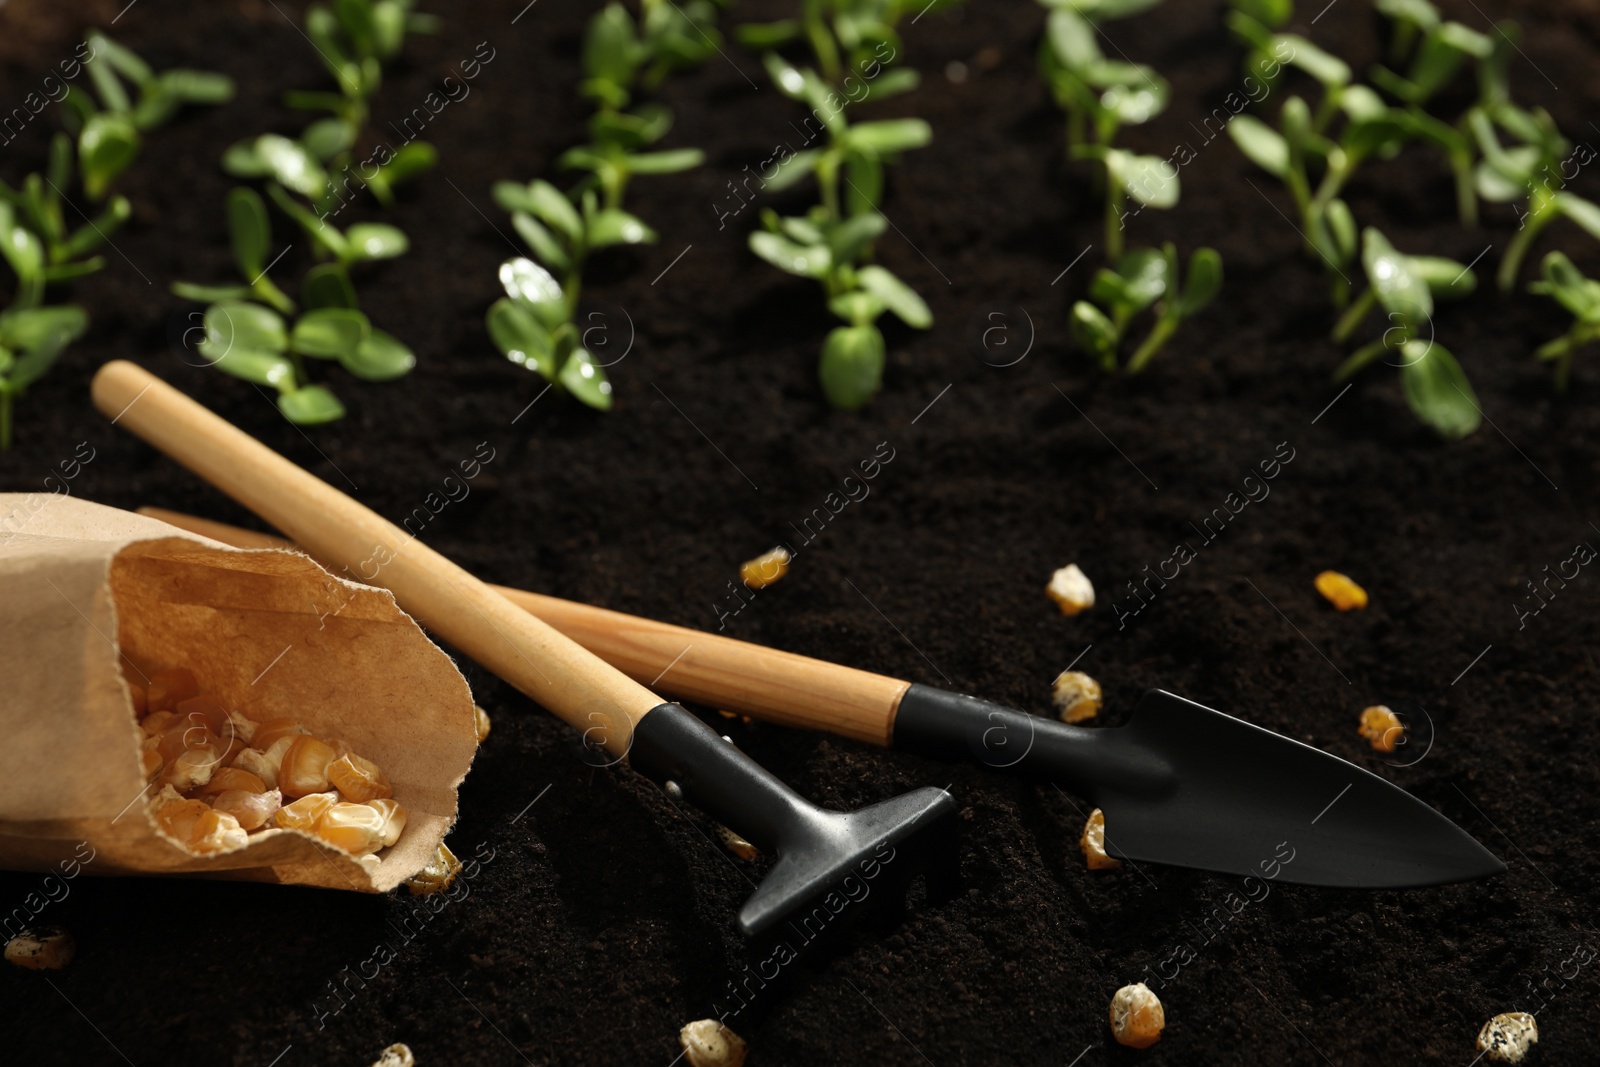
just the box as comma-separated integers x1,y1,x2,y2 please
1527,251,1600,391
1225,0,1294,97
1228,72,1409,304
1331,228,1480,438
1371,0,1518,226
740,13,937,409
1037,2,1169,156
1070,243,1222,372
1473,105,1600,292
222,0,439,213
173,188,414,424
0,292,88,450
485,2,714,410
60,31,234,200
0,136,129,303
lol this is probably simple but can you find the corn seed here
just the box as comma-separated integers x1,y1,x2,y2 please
370,1044,415,1067
188,808,249,853
327,752,392,803
280,735,338,798
1358,705,1404,752
1477,1012,1537,1063
316,801,388,856
475,705,492,742
1080,808,1121,871
5,927,75,971
679,1019,747,1067
1046,564,1095,615
370,798,408,847
275,791,338,832
740,547,790,590
1052,670,1102,723
1315,570,1368,611
1109,982,1164,1049
212,788,282,831
405,842,463,895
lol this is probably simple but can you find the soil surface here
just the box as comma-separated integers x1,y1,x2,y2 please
4,0,1600,1064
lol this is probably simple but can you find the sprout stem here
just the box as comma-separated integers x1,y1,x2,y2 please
1126,315,1177,373
1498,203,1555,292
1331,287,1376,343
1333,339,1389,382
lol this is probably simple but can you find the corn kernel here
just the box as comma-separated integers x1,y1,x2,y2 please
5,927,75,971
327,752,393,803
231,747,279,790
189,808,249,853
1315,570,1368,611
212,788,282,831
1109,983,1164,1049
740,547,790,590
252,717,310,749
275,791,338,832
1478,1012,1537,1063
152,796,211,845
718,825,759,860
1046,564,1095,615
679,1019,747,1067
146,668,198,712
405,842,463,895
159,743,222,793
280,735,338,798
370,1044,415,1067
1052,670,1103,723
1080,808,1122,871
475,705,492,742
224,709,257,745
197,767,267,795
370,798,408,847
1358,705,1404,752
316,802,387,856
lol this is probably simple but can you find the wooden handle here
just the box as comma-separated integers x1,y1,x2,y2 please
139,506,911,747
95,361,660,754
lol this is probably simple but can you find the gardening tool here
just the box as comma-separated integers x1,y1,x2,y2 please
143,509,1507,890
91,361,957,938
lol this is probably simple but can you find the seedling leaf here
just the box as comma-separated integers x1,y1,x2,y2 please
278,384,347,424
208,348,297,387
345,223,409,261
1399,340,1480,438
488,297,556,379
1228,115,1289,177
857,265,932,328
302,263,359,310
819,324,886,410
749,231,831,278
228,187,272,280
1361,228,1432,333
1178,248,1224,317
291,307,371,359
586,209,657,247
558,349,614,410
626,148,704,174
79,113,141,200
206,300,289,354
341,328,415,381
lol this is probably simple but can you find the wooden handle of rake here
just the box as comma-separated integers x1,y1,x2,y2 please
137,506,911,747
93,361,660,755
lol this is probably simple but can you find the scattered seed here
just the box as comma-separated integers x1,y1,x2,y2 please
679,1019,747,1067
718,825,759,860
1046,563,1095,615
5,927,75,971
406,842,464,895
370,1043,415,1067
740,547,791,590
475,705,492,742
1079,808,1122,871
1315,570,1368,611
1109,982,1164,1049
1052,670,1103,723
1358,705,1404,752
1477,1012,1538,1063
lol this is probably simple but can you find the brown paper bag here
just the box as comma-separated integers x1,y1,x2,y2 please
0,494,477,892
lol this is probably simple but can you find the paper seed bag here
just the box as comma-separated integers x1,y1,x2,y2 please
0,494,477,892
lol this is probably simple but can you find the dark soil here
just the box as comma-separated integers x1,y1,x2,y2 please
4,0,1600,1063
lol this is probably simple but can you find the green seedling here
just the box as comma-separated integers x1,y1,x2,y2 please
484,1,717,410
1070,243,1221,373
487,180,664,410
1038,2,1169,155
739,0,955,84
0,301,87,450
745,45,934,409
1229,75,1410,304
173,188,414,424
0,138,129,304
223,0,438,213
1471,106,1600,292
1527,251,1600,391
59,31,233,200
1331,228,1479,438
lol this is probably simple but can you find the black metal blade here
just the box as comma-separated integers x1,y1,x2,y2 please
1099,690,1504,887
